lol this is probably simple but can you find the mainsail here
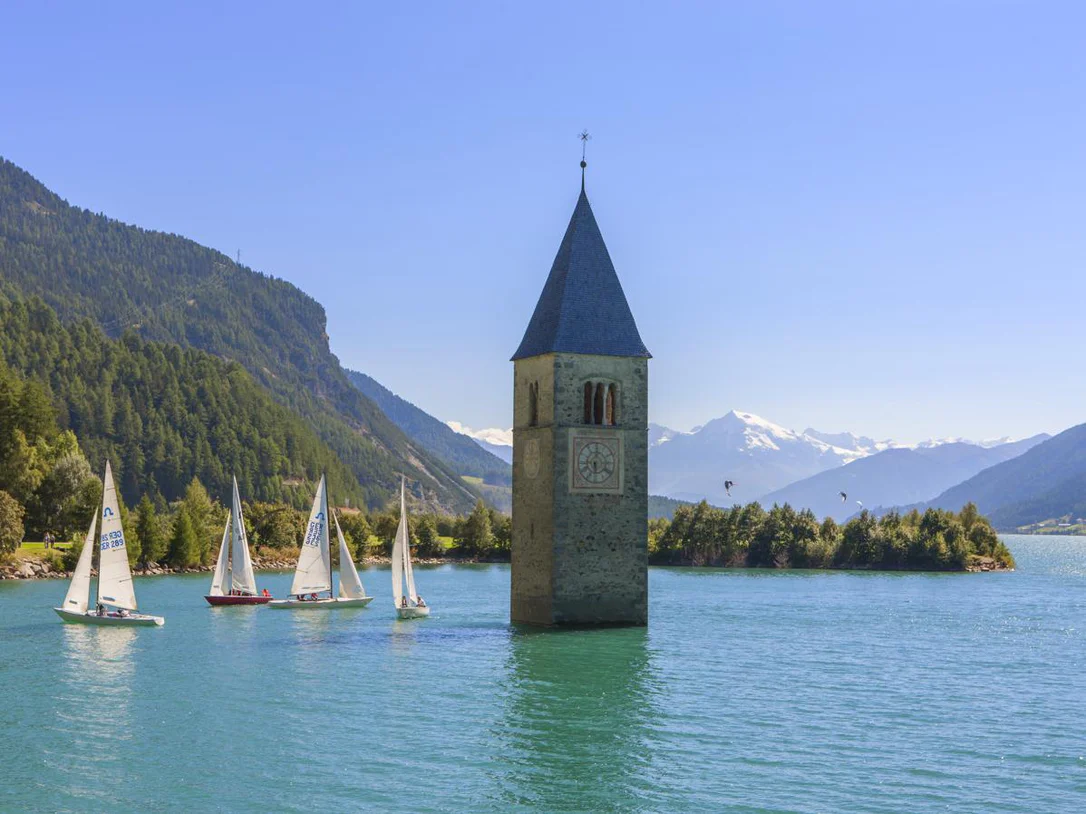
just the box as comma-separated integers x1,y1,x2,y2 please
230,477,257,595
97,461,138,611
209,518,231,597
391,478,418,606
290,475,331,596
61,512,97,613
334,512,366,600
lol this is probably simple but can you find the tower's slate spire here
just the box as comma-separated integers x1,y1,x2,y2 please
512,185,651,361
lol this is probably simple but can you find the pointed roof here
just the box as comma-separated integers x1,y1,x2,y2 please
512,187,651,361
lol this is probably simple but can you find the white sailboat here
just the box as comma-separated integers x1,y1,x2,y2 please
54,462,165,626
393,478,430,619
205,476,271,605
267,474,373,609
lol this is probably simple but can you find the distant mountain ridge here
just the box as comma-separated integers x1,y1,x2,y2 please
648,409,1048,508
906,423,1086,529
0,156,477,512
763,435,1050,522
446,422,513,465
347,371,510,484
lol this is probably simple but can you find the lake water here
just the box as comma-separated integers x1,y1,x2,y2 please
1,534,1084,813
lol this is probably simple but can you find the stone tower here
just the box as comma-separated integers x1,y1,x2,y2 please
510,169,651,627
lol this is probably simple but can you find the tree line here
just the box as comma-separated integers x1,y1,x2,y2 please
649,500,1014,570
46,486,511,574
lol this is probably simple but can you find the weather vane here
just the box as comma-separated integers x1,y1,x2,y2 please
579,130,591,165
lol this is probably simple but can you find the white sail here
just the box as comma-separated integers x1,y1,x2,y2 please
97,462,138,611
391,479,406,607
230,477,258,595
334,512,366,600
290,475,331,596
61,512,97,613
209,517,231,597
403,513,418,605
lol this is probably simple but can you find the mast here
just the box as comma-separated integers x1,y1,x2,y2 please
326,486,333,598
93,508,101,611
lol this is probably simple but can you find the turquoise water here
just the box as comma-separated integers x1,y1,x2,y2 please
1,534,1084,813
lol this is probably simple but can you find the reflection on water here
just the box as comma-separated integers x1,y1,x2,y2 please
492,627,659,813
208,603,260,641
49,626,137,808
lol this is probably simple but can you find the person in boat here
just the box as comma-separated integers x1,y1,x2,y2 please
261,588,271,597
416,596,426,608
95,603,104,616
118,608,129,618
400,596,408,608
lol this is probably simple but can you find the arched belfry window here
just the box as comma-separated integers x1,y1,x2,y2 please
593,383,605,425
606,384,617,426
583,383,593,424
528,382,539,427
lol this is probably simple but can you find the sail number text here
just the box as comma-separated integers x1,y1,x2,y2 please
100,531,126,550
302,522,324,547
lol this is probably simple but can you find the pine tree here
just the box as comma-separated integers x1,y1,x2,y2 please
166,507,199,568
135,495,167,566
0,490,24,554
414,515,440,557
180,478,217,565
459,499,492,555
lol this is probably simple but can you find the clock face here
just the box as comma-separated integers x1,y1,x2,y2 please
577,441,616,484
524,439,540,479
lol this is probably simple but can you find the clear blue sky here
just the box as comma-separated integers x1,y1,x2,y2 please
4,1,1085,442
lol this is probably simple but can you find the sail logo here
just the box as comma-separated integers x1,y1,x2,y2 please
103,507,115,518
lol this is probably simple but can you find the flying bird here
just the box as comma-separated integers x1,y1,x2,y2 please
724,480,734,497
839,491,847,502
856,500,863,508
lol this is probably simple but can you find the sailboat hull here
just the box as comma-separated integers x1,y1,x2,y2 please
53,608,164,626
205,594,273,606
396,605,431,619
266,596,374,610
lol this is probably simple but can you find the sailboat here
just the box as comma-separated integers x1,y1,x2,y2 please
54,462,165,626
267,474,373,609
392,478,430,619
205,476,271,605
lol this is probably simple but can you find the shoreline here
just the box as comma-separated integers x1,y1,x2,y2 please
0,552,511,582
0,552,1010,581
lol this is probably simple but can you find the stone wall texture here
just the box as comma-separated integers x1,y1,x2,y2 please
512,352,648,626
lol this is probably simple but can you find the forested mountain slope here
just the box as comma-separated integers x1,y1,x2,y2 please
0,295,367,508
346,370,510,486
0,157,476,511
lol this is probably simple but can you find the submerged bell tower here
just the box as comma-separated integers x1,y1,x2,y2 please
510,155,651,626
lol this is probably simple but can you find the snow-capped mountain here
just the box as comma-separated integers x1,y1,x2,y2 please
649,411,859,504
649,423,684,447
446,422,513,464
802,428,893,458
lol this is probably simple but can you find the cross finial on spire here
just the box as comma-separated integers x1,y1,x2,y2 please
579,130,591,190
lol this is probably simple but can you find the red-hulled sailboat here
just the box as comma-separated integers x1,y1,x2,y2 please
205,477,273,605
